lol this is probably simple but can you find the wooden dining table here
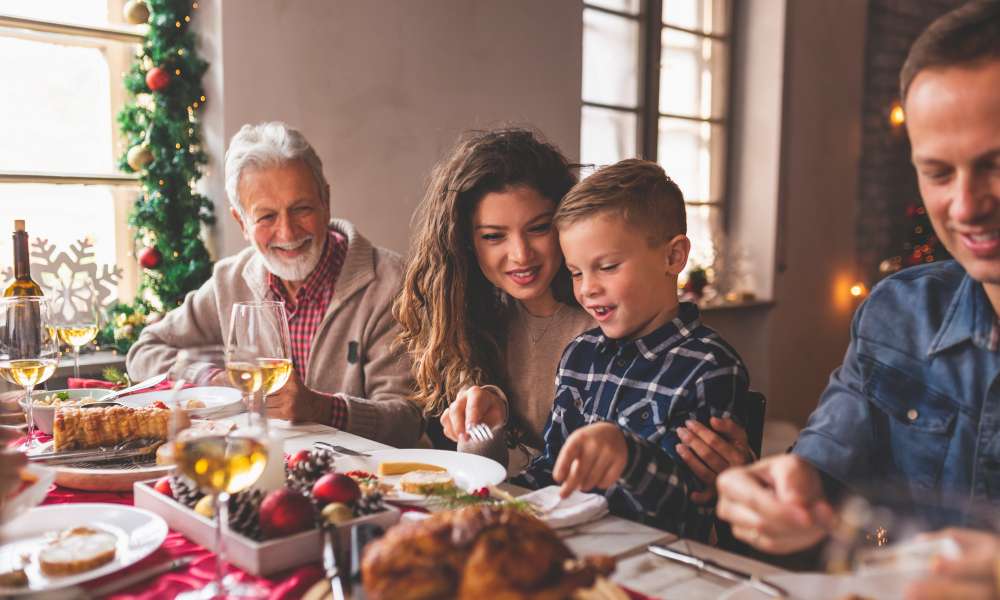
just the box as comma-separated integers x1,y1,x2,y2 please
36,416,786,599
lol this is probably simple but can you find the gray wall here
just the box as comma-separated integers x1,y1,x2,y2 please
198,0,583,258
706,0,867,426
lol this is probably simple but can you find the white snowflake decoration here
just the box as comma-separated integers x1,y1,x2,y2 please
1,237,122,322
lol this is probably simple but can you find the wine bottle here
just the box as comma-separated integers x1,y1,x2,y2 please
4,220,44,297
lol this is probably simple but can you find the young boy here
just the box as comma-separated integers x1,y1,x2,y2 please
514,159,749,541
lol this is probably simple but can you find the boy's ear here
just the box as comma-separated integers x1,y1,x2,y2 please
664,234,691,276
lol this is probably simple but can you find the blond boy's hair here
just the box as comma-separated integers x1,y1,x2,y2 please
554,159,686,245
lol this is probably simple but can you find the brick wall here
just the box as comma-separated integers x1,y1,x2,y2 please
856,0,964,283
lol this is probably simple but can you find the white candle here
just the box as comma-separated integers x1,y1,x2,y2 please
254,433,286,492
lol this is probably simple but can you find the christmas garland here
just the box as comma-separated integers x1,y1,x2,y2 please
100,0,215,353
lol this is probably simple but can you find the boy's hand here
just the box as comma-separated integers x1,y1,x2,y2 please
553,422,628,499
676,417,754,504
440,386,506,443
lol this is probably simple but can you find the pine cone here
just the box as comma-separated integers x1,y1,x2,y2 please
286,448,337,495
228,488,265,541
354,490,385,517
170,474,205,509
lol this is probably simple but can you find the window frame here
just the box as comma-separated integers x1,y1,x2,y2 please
581,0,734,213
0,10,144,300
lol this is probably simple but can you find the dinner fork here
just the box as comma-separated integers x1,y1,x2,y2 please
466,423,494,443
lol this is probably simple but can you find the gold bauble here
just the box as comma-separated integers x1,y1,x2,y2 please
194,495,215,518
321,502,354,526
123,0,150,24
126,144,153,171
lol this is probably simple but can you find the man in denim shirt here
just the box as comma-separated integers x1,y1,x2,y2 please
716,0,1000,555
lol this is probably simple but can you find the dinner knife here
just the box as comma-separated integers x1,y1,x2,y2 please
323,525,347,600
647,544,789,598
28,441,162,465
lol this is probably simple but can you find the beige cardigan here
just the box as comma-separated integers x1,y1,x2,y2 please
126,219,422,447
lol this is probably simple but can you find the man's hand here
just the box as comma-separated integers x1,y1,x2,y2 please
440,385,506,443
905,528,1000,600
264,368,332,424
676,417,754,504
553,422,628,499
0,428,27,497
716,454,835,554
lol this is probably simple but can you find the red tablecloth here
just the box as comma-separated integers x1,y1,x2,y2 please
43,486,324,599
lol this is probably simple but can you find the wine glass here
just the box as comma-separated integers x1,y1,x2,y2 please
169,347,270,600
0,297,60,451
52,279,101,379
227,301,292,429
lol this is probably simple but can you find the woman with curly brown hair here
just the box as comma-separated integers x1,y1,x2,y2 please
395,127,749,484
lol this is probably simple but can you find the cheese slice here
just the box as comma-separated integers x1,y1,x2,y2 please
377,461,447,476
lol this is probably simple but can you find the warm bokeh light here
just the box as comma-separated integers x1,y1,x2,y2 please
889,103,905,127
850,282,868,298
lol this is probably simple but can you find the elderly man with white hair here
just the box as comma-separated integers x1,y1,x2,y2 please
127,121,421,447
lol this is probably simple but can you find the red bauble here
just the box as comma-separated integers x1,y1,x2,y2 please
154,476,173,498
146,66,171,91
259,489,315,539
138,245,162,269
287,449,311,469
312,473,361,506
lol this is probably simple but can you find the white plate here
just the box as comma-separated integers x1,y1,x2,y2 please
333,448,506,505
0,503,168,596
1,464,55,524
719,568,930,600
119,386,243,417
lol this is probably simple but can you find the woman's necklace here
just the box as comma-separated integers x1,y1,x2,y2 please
525,303,566,345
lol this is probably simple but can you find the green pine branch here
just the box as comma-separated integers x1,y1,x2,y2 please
101,0,215,353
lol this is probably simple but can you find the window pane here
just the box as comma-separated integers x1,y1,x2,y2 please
585,0,640,15
0,0,118,28
582,9,639,108
0,184,121,299
660,30,728,119
581,105,637,168
0,37,116,173
663,0,730,35
684,204,720,273
657,118,724,203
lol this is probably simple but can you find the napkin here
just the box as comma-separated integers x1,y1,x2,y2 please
519,486,608,529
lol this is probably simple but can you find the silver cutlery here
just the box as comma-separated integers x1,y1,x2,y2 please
315,442,370,457
28,438,163,465
85,556,194,598
323,524,347,600
647,544,789,598
99,372,169,402
466,422,495,443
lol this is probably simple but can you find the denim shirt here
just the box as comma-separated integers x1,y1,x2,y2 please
794,260,1000,526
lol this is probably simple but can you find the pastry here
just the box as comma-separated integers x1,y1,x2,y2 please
362,505,615,600
399,470,455,495
0,567,27,588
38,527,117,576
52,406,169,451
377,461,447,476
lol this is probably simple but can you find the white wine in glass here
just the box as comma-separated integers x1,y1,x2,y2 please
258,357,292,395
52,279,101,379
228,301,292,428
170,347,270,600
0,296,59,451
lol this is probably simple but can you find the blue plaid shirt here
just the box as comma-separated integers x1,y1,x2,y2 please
514,302,749,541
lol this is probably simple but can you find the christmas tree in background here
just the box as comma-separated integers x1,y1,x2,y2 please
878,203,949,278
100,0,215,354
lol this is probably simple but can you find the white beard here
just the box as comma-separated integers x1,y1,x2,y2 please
252,236,324,283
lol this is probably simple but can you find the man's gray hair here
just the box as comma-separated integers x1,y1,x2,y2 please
224,121,330,218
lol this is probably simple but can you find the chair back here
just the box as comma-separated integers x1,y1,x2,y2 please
746,390,767,458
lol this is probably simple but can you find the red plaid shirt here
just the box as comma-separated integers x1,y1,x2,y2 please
267,229,349,428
